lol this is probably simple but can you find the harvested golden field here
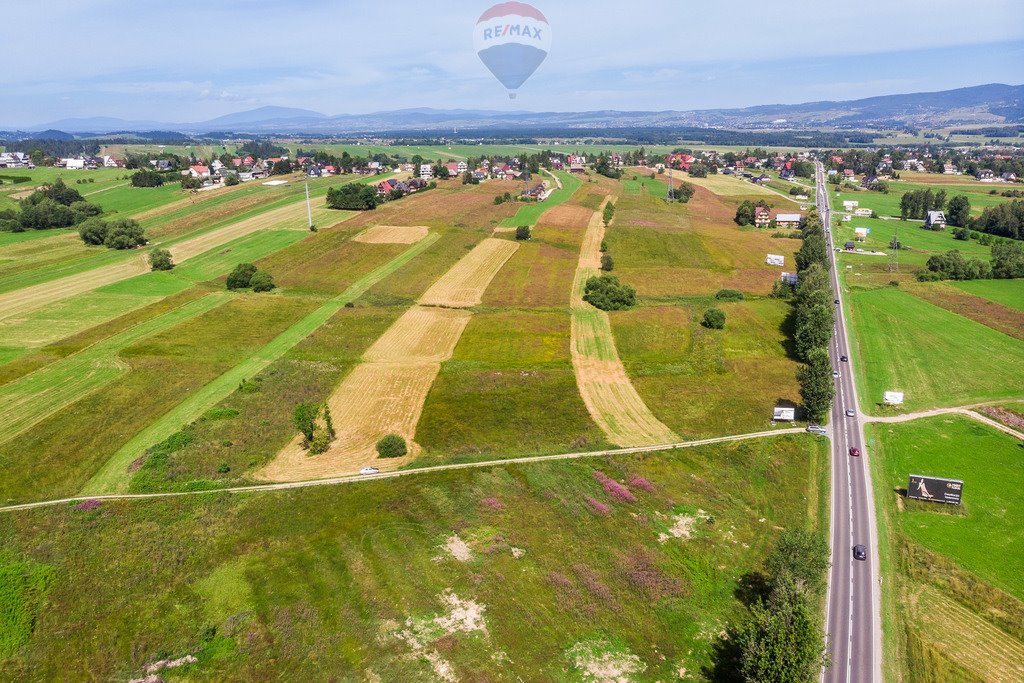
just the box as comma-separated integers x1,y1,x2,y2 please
363,306,471,363
570,198,678,447
353,225,429,244
536,203,594,230
257,362,436,481
418,237,519,308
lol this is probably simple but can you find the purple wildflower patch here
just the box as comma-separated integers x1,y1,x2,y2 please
593,470,637,503
627,475,656,493
584,495,611,516
479,497,504,510
75,499,102,512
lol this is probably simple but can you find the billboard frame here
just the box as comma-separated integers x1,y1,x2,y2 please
907,474,963,505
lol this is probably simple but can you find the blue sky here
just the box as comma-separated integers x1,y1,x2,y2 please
2,0,1023,126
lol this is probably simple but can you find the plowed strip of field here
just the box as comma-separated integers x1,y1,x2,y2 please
570,198,679,447
353,225,429,244
363,306,471,363
418,237,519,308
260,234,516,481
0,196,328,322
0,292,230,444
913,585,1024,682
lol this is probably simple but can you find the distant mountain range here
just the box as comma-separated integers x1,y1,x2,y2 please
14,84,1024,135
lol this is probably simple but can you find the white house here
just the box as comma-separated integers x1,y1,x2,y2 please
925,210,946,229
419,164,434,179
64,158,86,170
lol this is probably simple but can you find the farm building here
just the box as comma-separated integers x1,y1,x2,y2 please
925,211,946,229
766,254,785,267
775,213,802,228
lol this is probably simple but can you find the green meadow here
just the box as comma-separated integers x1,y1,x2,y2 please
0,434,827,681
845,286,1024,412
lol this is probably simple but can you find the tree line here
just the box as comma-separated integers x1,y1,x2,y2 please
924,241,1024,280
789,210,836,423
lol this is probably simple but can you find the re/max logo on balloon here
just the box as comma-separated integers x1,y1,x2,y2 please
480,23,544,42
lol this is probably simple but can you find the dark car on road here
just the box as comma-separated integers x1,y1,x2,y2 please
849,447,861,457
840,355,848,362
853,544,867,561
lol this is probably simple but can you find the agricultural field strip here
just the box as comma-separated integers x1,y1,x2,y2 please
0,173,393,317
3,425,807,512
570,197,679,447
0,193,328,322
260,238,518,481
0,292,231,444
81,233,442,495
417,238,520,308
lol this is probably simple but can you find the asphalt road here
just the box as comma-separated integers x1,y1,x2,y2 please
816,161,883,682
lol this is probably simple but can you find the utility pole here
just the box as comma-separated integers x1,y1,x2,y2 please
305,180,314,231
666,167,675,201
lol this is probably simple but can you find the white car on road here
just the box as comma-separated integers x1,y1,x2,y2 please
359,467,380,475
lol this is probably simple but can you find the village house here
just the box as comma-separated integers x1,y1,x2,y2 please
925,210,946,229
186,165,211,179
419,163,434,179
942,163,957,175
976,169,995,182
1002,172,1017,182
0,152,32,168
842,169,855,180
567,154,587,173
754,206,771,228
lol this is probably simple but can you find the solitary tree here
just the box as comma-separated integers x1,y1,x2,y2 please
515,225,531,240
149,248,174,271
600,254,614,272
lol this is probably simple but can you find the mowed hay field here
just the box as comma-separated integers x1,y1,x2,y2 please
0,435,827,680
418,237,519,308
353,224,429,244
612,299,803,438
262,235,514,481
867,416,1024,681
608,186,801,299
846,286,1024,413
571,198,678,448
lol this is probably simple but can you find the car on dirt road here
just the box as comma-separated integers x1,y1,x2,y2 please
853,544,867,561
849,447,861,457
359,467,380,475
807,425,827,435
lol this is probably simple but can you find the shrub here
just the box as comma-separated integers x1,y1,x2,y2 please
181,175,202,190
600,254,614,271
249,270,275,292
226,262,257,289
583,274,636,311
714,288,744,301
78,217,108,245
224,174,240,186
376,434,408,458
599,239,608,252
702,307,726,329
149,248,173,271
515,225,531,240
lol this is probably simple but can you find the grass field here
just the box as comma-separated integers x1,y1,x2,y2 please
612,299,803,438
867,416,1024,681
845,287,1024,413
0,434,827,680
835,216,991,270
497,170,581,227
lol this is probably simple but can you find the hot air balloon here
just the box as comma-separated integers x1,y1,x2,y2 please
473,2,551,99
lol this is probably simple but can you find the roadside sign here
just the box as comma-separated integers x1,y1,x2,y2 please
907,474,963,505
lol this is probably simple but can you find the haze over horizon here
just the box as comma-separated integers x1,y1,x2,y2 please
2,0,1024,128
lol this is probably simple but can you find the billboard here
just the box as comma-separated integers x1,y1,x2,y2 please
907,474,963,505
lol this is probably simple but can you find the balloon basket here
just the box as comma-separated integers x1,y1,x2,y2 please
508,92,517,100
